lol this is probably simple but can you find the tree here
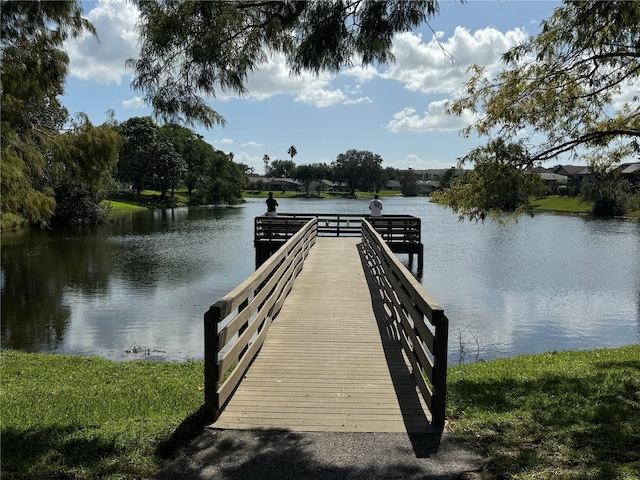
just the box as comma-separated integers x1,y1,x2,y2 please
439,167,457,190
294,162,330,195
444,1,640,219
117,117,159,197
128,1,438,126
198,150,245,205
332,149,383,196
159,124,211,199
1,0,100,226
50,115,122,225
431,140,544,221
118,118,188,200
581,158,634,217
287,145,297,162
268,159,297,178
359,152,385,192
401,169,419,196
152,139,186,200
263,154,270,175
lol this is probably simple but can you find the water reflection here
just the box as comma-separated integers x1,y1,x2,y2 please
1,197,638,365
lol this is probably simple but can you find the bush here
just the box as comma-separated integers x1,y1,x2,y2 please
51,181,110,226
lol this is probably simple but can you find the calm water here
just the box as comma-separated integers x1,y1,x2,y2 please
2,197,639,365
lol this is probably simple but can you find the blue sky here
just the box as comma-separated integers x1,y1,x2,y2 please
61,0,563,174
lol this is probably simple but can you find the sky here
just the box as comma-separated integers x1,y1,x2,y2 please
61,0,565,174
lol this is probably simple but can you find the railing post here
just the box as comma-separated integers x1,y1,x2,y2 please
431,312,449,426
204,304,222,422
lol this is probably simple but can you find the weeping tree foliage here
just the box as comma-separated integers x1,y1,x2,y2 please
432,140,546,222
49,115,122,225
1,1,94,226
127,0,438,127
1,1,122,227
445,0,640,219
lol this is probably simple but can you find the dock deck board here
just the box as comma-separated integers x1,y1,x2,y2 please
212,237,431,433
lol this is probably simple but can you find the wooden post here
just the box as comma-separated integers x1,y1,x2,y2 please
203,305,222,421
430,312,449,426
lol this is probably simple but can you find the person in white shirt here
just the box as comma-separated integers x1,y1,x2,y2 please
369,194,383,217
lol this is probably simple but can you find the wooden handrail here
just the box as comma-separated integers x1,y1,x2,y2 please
361,219,449,426
260,213,421,239
204,217,318,421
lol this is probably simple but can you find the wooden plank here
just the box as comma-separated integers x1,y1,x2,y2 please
212,237,431,433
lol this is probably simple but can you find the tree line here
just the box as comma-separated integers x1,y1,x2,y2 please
127,0,638,219
0,2,421,229
3,0,638,229
260,149,421,197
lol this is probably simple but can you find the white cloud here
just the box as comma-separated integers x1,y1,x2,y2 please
121,96,145,110
223,150,263,174
65,0,140,85
392,153,456,171
295,86,347,108
217,138,234,145
386,99,479,133
217,52,370,108
382,26,527,96
241,141,263,148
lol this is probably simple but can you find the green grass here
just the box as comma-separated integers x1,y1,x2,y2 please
531,195,640,217
101,200,147,212
1,351,203,479
3,346,639,479
106,190,189,211
530,195,593,213
447,345,640,479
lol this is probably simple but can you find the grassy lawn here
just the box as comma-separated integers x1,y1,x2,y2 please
530,195,593,214
101,200,147,212
1,351,203,479
2,345,639,479
447,345,640,479
531,195,640,217
106,190,189,211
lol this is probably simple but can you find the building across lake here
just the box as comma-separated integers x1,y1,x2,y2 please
248,162,640,196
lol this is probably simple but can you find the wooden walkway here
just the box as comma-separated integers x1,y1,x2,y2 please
212,237,431,433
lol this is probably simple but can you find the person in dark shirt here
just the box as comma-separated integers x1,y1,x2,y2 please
266,192,279,216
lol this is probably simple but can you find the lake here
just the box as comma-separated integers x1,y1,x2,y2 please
1,196,638,365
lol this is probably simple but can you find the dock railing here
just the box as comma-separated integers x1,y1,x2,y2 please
361,219,449,426
255,213,422,269
204,217,318,421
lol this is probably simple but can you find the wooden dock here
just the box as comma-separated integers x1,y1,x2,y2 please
212,237,431,432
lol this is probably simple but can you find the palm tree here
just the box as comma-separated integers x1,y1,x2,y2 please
287,145,297,162
263,154,270,175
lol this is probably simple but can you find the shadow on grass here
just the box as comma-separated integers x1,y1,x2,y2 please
1,408,210,479
156,405,208,460
448,358,640,477
1,425,121,478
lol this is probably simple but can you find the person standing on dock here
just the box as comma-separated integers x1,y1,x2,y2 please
369,194,383,217
266,192,279,217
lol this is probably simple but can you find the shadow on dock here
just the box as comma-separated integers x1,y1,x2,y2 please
357,242,444,458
